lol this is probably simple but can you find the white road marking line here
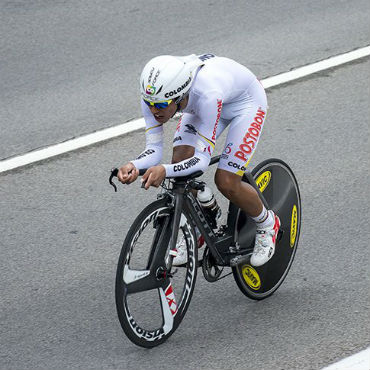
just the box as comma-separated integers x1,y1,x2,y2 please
1,46,369,173
322,347,370,370
0,119,145,173
262,46,370,88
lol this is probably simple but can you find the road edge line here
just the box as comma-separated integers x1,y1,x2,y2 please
322,347,370,370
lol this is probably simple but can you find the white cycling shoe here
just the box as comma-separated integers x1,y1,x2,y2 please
172,234,204,266
172,240,188,266
172,215,204,266
250,211,281,267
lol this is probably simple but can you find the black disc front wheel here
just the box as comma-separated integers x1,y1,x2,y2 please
232,158,301,300
115,198,198,347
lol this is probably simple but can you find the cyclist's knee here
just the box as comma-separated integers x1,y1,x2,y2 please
172,145,195,163
215,169,241,198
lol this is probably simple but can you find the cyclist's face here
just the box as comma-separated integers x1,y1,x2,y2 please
148,101,177,123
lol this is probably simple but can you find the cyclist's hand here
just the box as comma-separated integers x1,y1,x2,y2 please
117,162,139,185
141,165,166,190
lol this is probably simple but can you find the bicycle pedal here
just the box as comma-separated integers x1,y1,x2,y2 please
230,254,250,267
228,242,241,254
167,268,178,278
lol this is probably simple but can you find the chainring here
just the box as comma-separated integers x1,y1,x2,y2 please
202,246,222,282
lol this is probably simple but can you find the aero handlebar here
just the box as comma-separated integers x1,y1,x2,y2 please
109,155,221,192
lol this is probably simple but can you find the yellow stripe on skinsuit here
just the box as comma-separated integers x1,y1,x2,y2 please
145,123,163,133
197,132,215,150
235,156,253,176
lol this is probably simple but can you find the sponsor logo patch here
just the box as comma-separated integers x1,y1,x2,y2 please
165,284,178,316
234,108,266,162
152,70,160,85
198,53,216,61
136,149,155,160
212,99,223,140
221,143,232,160
228,161,246,172
147,67,154,83
223,142,233,154
184,124,197,135
164,76,192,98
128,314,165,340
290,205,298,247
255,171,271,193
176,116,182,132
146,85,156,95
203,145,212,156
173,157,200,172
242,264,261,290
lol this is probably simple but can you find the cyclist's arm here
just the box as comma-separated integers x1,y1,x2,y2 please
163,151,210,177
130,101,164,170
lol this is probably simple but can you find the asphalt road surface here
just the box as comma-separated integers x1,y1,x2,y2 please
1,1,369,369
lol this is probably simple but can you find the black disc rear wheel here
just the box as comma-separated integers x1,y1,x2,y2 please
232,158,301,300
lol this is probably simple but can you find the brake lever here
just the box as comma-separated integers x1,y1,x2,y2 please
109,167,147,192
109,168,119,192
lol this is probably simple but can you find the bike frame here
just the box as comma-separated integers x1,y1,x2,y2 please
165,170,270,267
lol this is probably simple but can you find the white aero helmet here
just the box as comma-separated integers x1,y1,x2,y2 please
140,54,204,103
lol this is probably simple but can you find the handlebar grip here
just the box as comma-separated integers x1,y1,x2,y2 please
109,167,146,191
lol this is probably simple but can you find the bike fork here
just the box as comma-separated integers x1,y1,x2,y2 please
166,187,185,266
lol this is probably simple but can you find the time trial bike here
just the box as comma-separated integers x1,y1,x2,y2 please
109,155,301,348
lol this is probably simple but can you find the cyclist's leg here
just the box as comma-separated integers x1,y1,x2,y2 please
215,77,267,216
215,84,280,266
215,106,267,217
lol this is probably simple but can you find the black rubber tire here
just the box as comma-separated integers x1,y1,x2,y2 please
115,198,198,347
232,158,301,300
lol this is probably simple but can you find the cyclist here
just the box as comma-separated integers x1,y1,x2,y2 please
117,53,280,267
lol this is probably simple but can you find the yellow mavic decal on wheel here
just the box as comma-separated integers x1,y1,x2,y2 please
290,205,298,247
256,171,271,192
242,265,261,290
